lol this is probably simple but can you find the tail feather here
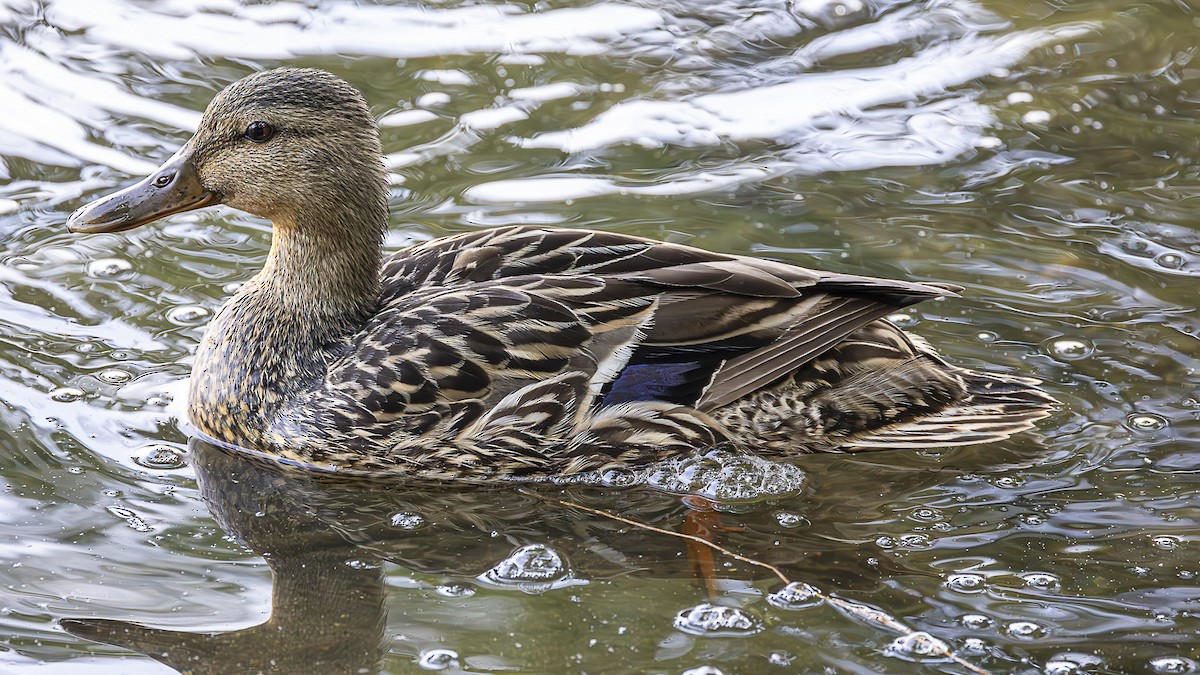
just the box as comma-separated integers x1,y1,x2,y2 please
845,369,1055,450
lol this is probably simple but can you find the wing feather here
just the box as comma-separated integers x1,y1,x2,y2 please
375,225,969,418
696,297,901,410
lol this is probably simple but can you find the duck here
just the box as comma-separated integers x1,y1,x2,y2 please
67,68,1054,479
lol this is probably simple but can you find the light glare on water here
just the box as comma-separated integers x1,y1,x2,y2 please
0,0,1197,673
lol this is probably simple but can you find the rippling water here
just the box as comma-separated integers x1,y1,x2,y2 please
1,0,1198,672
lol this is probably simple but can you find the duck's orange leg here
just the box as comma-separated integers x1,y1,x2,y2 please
682,496,746,599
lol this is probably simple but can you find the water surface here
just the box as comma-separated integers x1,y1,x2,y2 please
0,0,1197,673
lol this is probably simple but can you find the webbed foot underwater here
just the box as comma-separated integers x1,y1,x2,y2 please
67,68,1055,479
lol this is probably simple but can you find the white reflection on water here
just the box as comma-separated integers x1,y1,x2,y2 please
1,0,1099,204
1,0,663,175
471,22,1093,202
0,44,169,173
0,263,165,349
45,0,666,60
787,0,1006,68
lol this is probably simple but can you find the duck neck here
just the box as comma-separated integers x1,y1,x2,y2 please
189,199,386,447
258,204,386,335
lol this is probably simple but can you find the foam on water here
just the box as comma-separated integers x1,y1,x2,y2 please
552,447,807,504
645,447,808,503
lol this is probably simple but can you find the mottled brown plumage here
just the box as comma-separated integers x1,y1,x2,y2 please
67,68,1055,479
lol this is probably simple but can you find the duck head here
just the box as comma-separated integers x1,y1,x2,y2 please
67,68,387,235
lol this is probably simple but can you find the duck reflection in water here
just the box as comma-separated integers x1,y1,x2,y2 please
67,439,871,673
62,437,962,673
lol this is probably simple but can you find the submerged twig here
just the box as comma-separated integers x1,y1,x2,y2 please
523,489,993,675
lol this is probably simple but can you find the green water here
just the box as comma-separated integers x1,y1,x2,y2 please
0,0,1197,672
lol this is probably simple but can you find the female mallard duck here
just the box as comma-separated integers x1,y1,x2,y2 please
67,68,1054,479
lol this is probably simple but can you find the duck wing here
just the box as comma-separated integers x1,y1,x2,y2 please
382,225,957,300
371,227,958,413
606,260,955,410
279,236,983,473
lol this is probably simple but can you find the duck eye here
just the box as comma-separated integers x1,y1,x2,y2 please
244,121,274,143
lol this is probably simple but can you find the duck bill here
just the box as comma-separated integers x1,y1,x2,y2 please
67,143,220,234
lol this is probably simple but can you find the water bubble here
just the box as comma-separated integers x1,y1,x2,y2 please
767,582,823,610
993,475,1025,489
1049,338,1093,360
673,603,763,637
1155,252,1185,269
1046,653,1105,673
1004,621,1047,640
480,544,573,593
489,544,563,581
599,468,638,487
1149,656,1197,674
790,0,868,29
1152,535,1181,550
775,512,808,528
86,257,132,278
909,507,943,522
133,444,187,470
1044,660,1081,675
896,534,931,549
418,649,459,670
1020,572,1061,592
976,331,998,343
389,512,427,530
884,631,950,662
647,447,807,502
1007,92,1034,105
97,369,132,385
960,638,988,656
768,651,795,666
50,387,85,402
958,614,993,630
167,305,211,326
1128,414,1168,432
945,573,987,593
681,668,725,675
435,583,475,598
